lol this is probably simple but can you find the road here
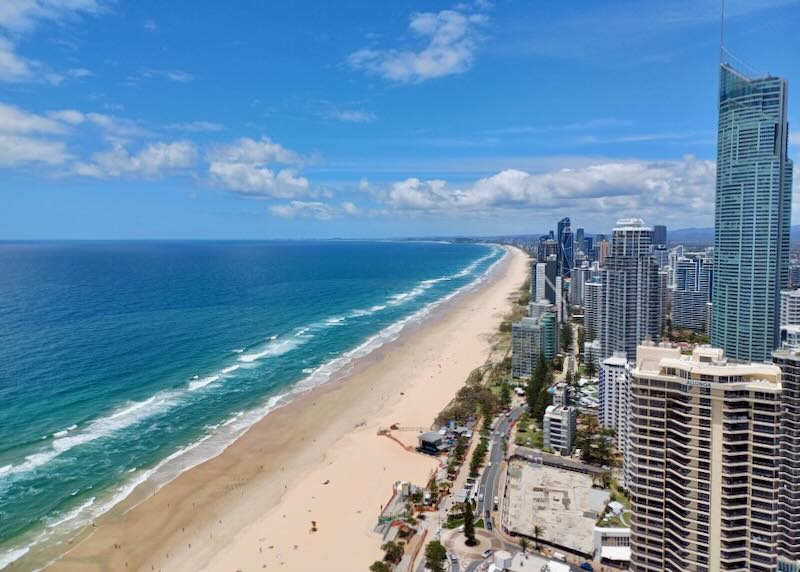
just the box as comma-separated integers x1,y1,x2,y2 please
477,404,526,519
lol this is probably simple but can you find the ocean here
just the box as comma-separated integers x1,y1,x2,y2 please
0,240,504,569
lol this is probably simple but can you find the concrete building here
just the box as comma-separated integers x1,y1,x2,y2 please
543,402,578,456
557,217,574,279
569,262,592,307
773,349,800,572
600,218,662,362
584,280,603,341
628,344,781,572
711,63,793,363
790,265,800,289
781,289,800,327
673,254,713,331
512,304,558,379
599,352,630,485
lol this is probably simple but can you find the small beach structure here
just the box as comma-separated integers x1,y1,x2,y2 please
418,431,446,454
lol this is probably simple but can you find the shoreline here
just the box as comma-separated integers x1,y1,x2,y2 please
40,244,529,572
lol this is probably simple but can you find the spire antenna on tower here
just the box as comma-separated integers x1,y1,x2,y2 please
720,0,726,63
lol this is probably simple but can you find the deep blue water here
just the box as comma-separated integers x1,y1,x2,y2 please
0,240,503,567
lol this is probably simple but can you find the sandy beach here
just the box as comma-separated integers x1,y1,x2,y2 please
46,245,529,572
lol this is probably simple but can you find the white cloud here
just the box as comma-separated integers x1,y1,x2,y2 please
0,102,69,134
0,36,33,81
378,156,717,224
208,162,309,198
74,140,196,178
270,201,337,220
208,136,303,165
135,68,194,83
341,201,361,215
166,121,224,133
206,137,313,198
0,133,68,166
331,110,376,123
0,1,101,83
348,8,486,83
0,0,101,32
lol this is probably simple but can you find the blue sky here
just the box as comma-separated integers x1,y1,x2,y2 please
0,0,798,239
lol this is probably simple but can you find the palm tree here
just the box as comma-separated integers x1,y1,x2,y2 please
532,525,544,550
519,537,529,554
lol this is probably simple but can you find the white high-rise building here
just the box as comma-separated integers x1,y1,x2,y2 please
600,218,662,361
599,352,630,486
628,344,781,572
781,289,800,327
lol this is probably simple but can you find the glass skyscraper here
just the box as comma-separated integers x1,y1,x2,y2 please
711,63,793,363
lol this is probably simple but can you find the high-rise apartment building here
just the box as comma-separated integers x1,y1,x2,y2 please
781,289,800,327
584,280,603,341
711,63,793,362
628,344,781,572
653,225,667,248
599,352,631,487
773,349,800,572
673,254,714,331
600,219,662,361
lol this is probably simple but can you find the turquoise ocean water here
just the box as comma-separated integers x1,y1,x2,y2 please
0,240,504,568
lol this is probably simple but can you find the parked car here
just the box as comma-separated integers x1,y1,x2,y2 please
481,549,493,559
579,563,594,571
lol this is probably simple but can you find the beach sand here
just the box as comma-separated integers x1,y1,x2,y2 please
47,245,529,572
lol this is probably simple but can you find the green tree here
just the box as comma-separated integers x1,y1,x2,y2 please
577,325,585,356
519,537,529,554
425,540,447,572
575,415,615,465
585,359,597,379
463,500,477,546
500,381,512,409
560,322,573,351
381,541,403,564
532,525,544,550
532,384,552,424
526,351,548,413
370,562,391,572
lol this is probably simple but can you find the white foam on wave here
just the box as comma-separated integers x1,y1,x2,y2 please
45,497,96,529
188,374,220,391
0,546,30,570
238,335,307,364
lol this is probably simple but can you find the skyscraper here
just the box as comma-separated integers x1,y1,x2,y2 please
652,225,667,247
773,349,800,572
557,217,574,278
711,63,793,362
600,219,662,361
629,344,781,572
672,253,713,331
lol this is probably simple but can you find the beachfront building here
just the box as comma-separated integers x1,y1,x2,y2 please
773,349,800,571
628,344,781,572
711,63,793,363
512,303,558,380
600,218,662,362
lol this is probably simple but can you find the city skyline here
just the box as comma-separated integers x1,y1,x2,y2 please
0,0,798,239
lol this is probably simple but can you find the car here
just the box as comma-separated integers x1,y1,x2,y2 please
457,525,465,533
449,553,458,562
579,563,594,571
478,493,484,501
481,549,494,559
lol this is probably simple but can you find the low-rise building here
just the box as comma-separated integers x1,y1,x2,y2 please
543,403,577,455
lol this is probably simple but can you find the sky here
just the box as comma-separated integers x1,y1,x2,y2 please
0,0,798,239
